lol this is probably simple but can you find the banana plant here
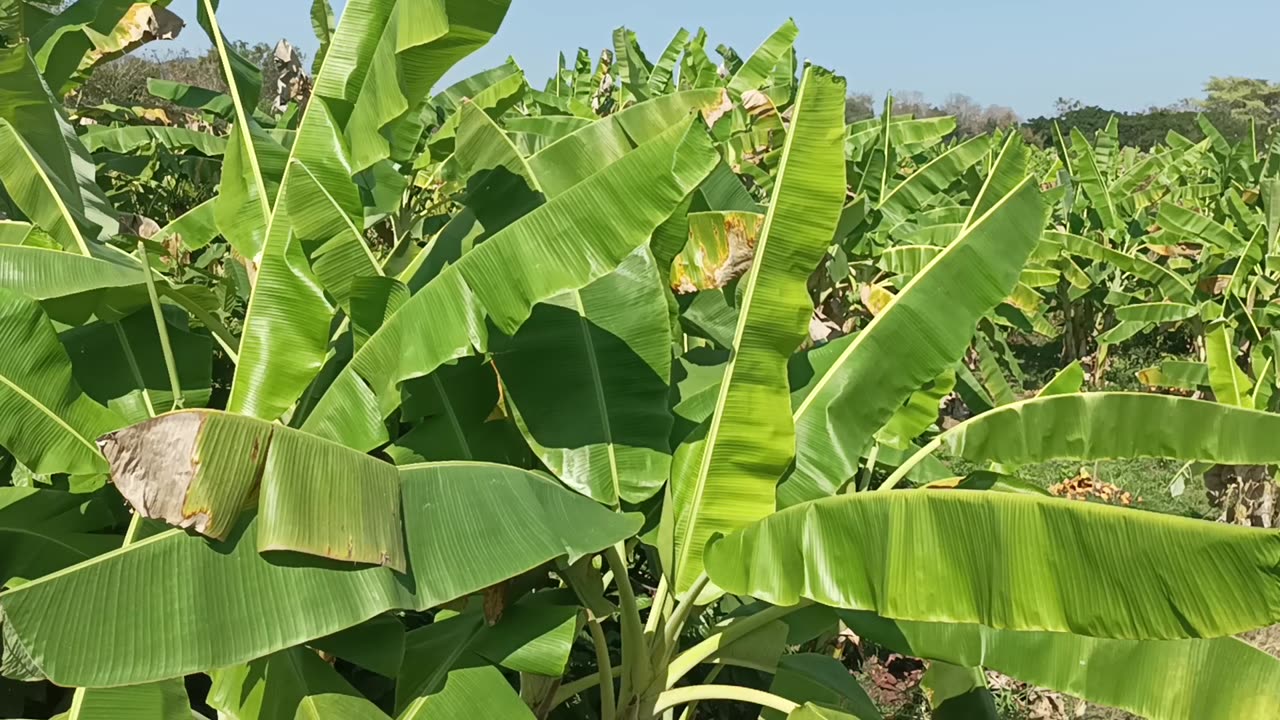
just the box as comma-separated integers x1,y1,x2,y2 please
3,5,1280,720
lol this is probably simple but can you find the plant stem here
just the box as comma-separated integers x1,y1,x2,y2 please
650,686,798,716
665,603,803,688
644,574,670,640
158,283,239,363
858,443,881,492
587,617,616,720
605,546,648,714
662,573,710,653
113,322,156,418
676,666,722,720
550,667,622,709
138,241,184,411
122,513,146,546
879,436,942,492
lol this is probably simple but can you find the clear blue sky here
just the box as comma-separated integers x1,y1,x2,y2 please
166,0,1280,118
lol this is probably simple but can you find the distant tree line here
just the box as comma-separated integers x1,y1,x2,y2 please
847,76,1280,151
70,42,286,118
77,46,1276,154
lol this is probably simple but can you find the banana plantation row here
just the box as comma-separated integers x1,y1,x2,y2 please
0,1,1277,719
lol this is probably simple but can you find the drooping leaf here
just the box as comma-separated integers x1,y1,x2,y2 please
496,248,674,505
81,125,226,156
100,410,404,570
935,393,1280,466
705,489,1280,640
840,610,1280,720
1112,301,1198,324
0,463,640,687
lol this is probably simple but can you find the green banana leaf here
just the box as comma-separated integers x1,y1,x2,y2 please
1205,325,1253,407
227,0,427,421
212,119,282,262
346,0,512,171
496,248,674,505
1112,301,1198,324
0,288,120,475
726,19,798,99
311,615,405,678
527,88,727,197
301,117,716,451
295,694,389,720
398,666,533,720
935,393,1280,466
781,137,1043,507
61,679,192,720
0,462,639,687
612,27,651,100
878,135,989,221
209,645,361,720
0,487,120,589
705,489,1280,640
151,198,219,251
503,115,593,154
309,0,336,75
145,78,233,117
229,0,499,421
386,361,522,466
429,59,523,121
0,44,116,251
646,29,690,96
841,610,1280,720
1068,128,1119,231
763,654,881,720
0,244,144,304
478,102,682,503
920,662,997,720
1157,202,1240,250
62,309,213,423
395,595,577,711
411,102,541,291
426,64,525,158
666,66,846,596
81,126,226,156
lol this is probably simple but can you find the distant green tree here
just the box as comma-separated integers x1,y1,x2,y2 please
71,41,288,117
1201,76,1280,126
845,93,874,123
1022,103,1253,150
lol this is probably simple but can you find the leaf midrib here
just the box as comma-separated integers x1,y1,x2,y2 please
0,370,101,462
